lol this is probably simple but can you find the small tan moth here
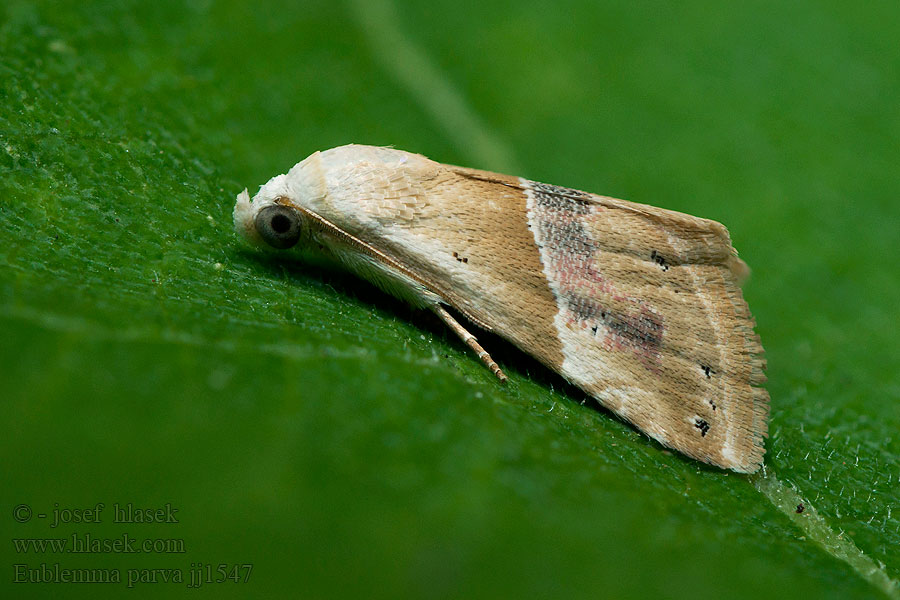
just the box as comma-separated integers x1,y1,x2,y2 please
234,144,768,472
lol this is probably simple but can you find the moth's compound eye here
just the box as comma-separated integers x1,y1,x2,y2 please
255,205,302,249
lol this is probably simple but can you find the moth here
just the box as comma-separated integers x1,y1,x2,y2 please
233,144,768,472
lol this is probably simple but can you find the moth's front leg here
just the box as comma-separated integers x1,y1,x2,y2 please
432,305,508,383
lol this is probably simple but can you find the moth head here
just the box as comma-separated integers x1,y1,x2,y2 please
234,153,328,251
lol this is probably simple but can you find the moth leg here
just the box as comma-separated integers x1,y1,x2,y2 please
432,305,508,383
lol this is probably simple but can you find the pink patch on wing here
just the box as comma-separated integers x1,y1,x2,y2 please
527,181,664,371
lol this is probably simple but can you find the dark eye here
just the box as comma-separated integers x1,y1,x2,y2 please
255,205,302,249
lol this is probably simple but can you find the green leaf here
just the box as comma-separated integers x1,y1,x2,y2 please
2,1,897,598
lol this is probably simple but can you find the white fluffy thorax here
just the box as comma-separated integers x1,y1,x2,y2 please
290,145,431,235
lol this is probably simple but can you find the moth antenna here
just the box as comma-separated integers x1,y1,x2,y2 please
432,305,508,382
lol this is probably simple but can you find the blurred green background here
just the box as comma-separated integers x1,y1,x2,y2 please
2,1,898,598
